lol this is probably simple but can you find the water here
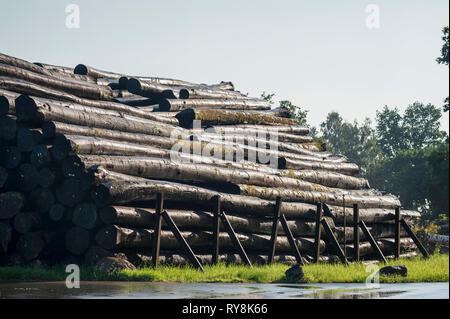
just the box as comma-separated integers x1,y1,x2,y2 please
0,281,448,299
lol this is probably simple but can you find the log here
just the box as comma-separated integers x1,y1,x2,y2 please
333,238,416,258
0,115,17,141
0,90,17,116
0,166,8,189
176,108,298,128
0,146,22,169
127,78,179,99
16,127,44,152
55,178,84,207
95,225,325,254
13,211,44,234
0,221,12,254
0,63,113,100
99,206,332,238
207,124,310,136
282,157,360,176
15,231,53,261
77,154,367,195
91,168,318,219
237,184,400,209
159,99,271,111
48,203,66,222
38,167,62,188
30,145,52,167
16,96,186,138
0,191,25,219
65,226,91,255
328,206,421,225
178,87,252,100
72,202,98,230
279,170,370,190
29,187,55,213
0,52,51,76
15,163,40,192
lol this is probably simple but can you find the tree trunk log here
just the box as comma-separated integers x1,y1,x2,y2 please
0,115,17,141
95,224,325,254
13,211,44,234
0,221,12,254
282,157,360,176
0,191,25,219
0,63,113,100
159,99,271,112
72,202,98,230
15,163,40,192
176,108,298,128
65,226,91,255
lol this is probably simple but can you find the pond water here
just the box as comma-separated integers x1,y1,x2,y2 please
0,281,448,299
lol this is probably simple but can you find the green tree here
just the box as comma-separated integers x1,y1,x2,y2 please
376,102,446,157
319,112,380,174
436,26,449,112
260,92,309,126
425,143,449,218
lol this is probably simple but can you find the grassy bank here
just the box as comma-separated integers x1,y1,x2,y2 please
0,254,448,284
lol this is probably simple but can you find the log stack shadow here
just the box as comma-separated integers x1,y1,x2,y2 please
1,52,421,268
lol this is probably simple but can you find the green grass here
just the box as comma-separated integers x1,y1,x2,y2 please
0,254,448,284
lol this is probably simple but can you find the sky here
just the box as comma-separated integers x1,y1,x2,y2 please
0,0,448,132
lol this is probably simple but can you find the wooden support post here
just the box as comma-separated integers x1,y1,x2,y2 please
359,220,387,263
212,195,221,264
280,214,304,265
353,204,360,262
395,207,401,259
220,212,253,267
268,196,282,265
401,219,430,258
152,193,164,268
314,203,323,263
321,218,348,265
161,211,205,272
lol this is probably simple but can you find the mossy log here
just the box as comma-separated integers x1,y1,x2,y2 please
95,224,325,254
176,108,298,128
237,184,400,209
327,206,421,225
159,99,271,112
0,63,113,100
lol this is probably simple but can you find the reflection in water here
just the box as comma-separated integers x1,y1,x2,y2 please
0,282,448,299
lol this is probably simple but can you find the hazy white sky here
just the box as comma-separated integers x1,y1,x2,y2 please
0,0,448,132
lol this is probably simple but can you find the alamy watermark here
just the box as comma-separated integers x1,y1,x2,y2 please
65,264,80,288
365,264,380,288
365,4,380,29
169,120,280,168
65,4,80,29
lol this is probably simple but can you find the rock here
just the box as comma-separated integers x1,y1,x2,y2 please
95,257,136,271
285,264,304,281
378,265,408,277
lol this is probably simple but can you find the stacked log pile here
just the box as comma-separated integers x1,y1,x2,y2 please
1,52,421,268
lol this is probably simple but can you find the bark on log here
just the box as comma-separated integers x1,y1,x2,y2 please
127,78,179,99
327,206,421,225
99,206,333,238
91,168,320,219
178,87,252,100
15,95,178,126
237,184,400,209
330,238,416,258
159,99,271,112
282,157,360,176
0,191,25,219
0,52,51,76
207,124,310,136
0,63,113,100
13,211,44,234
95,224,325,254
0,221,12,254
0,89,18,116
79,154,374,198
176,108,298,128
